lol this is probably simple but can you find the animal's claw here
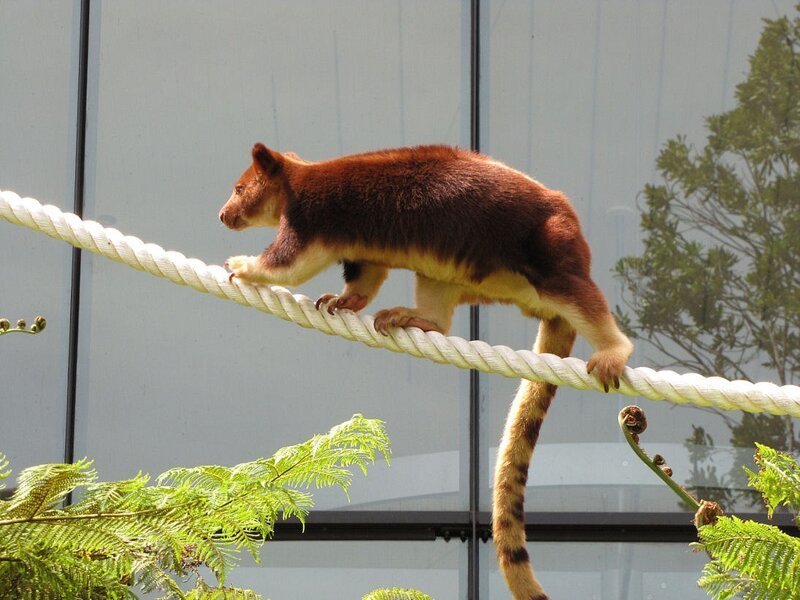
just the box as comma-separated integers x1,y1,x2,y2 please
315,293,336,311
587,350,626,393
315,293,370,315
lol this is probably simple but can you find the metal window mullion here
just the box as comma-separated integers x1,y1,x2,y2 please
468,0,482,598
65,0,91,469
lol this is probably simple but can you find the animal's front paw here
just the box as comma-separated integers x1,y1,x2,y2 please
586,349,628,392
224,255,259,283
373,307,444,336
315,293,369,315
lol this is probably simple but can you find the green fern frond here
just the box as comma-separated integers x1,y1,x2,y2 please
697,516,800,598
158,415,389,513
263,415,390,498
4,459,96,519
134,556,186,597
185,582,263,599
268,488,315,523
159,464,237,504
697,561,761,600
0,451,9,490
18,520,134,555
0,415,391,598
745,444,800,518
194,536,238,581
71,472,152,513
362,588,433,600
0,544,137,599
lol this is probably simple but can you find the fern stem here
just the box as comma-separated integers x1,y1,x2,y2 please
618,407,701,510
0,505,177,526
0,316,46,336
268,450,312,484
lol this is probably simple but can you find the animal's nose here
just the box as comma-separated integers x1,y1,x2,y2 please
219,207,242,229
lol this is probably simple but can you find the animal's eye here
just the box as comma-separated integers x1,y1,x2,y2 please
235,184,245,194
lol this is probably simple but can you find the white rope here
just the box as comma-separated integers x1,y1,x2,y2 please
2,189,799,417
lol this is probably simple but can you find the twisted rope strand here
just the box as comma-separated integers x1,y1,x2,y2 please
3,189,800,416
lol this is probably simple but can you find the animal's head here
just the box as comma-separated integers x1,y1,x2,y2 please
219,143,289,230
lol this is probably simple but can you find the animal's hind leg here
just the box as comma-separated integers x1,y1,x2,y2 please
543,275,633,391
373,274,462,335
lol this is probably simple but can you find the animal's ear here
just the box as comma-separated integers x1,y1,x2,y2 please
251,143,283,173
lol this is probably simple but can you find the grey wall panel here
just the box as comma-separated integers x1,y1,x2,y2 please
74,0,471,511
480,0,796,512
0,0,80,468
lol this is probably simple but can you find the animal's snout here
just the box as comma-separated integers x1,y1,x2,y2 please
219,206,244,230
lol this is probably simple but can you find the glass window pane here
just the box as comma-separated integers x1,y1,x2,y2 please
76,0,471,511
0,1,79,467
480,0,799,512
481,541,708,600
148,540,465,600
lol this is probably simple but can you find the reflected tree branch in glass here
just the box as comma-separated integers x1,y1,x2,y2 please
615,7,800,508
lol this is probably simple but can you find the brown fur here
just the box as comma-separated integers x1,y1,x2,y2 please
219,143,633,599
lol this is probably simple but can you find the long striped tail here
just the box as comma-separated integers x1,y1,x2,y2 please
492,317,576,600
